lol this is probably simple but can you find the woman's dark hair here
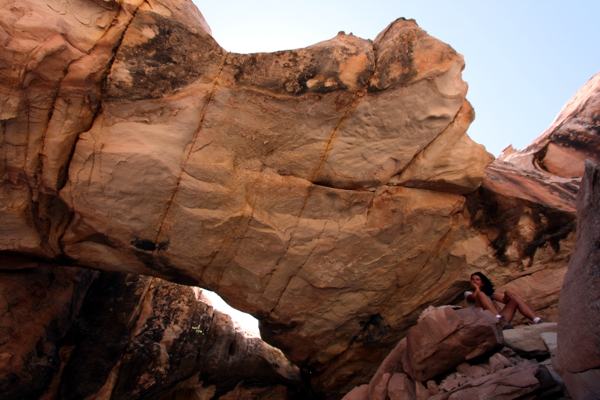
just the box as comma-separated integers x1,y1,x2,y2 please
471,272,495,296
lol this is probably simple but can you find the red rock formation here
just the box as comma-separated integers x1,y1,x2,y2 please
1,0,597,396
402,308,503,382
0,268,305,400
0,266,95,399
556,160,600,399
500,72,600,179
342,306,563,400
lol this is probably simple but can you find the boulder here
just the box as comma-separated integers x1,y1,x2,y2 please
438,376,459,392
368,372,392,400
342,384,368,400
414,381,429,399
488,353,512,373
560,369,600,400
388,373,417,400
502,323,557,358
427,380,440,395
367,338,407,398
540,332,557,352
402,307,503,382
340,307,566,399
459,365,488,379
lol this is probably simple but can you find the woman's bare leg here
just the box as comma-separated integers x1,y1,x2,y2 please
474,292,499,316
499,291,537,322
499,299,518,323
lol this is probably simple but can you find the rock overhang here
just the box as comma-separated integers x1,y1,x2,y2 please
2,0,592,397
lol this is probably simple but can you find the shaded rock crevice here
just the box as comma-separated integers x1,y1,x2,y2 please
0,266,308,399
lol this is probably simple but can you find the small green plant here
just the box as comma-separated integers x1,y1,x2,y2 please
191,325,204,335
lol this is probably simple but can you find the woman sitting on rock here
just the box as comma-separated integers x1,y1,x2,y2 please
465,272,543,329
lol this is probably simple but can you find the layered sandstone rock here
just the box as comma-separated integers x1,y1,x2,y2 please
0,267,304,400
1,0,594,396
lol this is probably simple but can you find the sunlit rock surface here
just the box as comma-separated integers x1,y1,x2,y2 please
1,0,597,396
500,72,600,179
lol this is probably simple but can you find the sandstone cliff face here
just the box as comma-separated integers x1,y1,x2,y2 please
0,0,594,397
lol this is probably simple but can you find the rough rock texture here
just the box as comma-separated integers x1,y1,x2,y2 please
556,160,600,399
1,0,594,396
368,338,407,398
342,309,563,400
0,268,305,400
343,385,369,400
0,266,95,399
402,307,503,382
502,323,557,359
428,361,542,400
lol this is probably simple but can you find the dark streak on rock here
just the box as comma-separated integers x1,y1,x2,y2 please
134,251,198,286
57,272,151,400
105,10,224,101
228,42,373,96
465,185,575,264
131,238,156,251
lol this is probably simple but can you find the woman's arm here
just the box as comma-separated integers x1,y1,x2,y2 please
467,281,480,302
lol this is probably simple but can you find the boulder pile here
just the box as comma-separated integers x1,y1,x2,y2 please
343,307,564,400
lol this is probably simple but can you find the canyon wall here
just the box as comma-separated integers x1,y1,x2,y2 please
2,0,598,396
0,267,305,399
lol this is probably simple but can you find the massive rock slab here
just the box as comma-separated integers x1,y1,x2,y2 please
0,0,592,396
502,323,557,359
556,160,600,399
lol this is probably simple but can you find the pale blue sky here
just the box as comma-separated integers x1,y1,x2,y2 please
193,1,599,156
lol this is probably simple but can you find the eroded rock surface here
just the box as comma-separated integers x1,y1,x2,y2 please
0,0,593,396
0,267,305,400
503,323,557,359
